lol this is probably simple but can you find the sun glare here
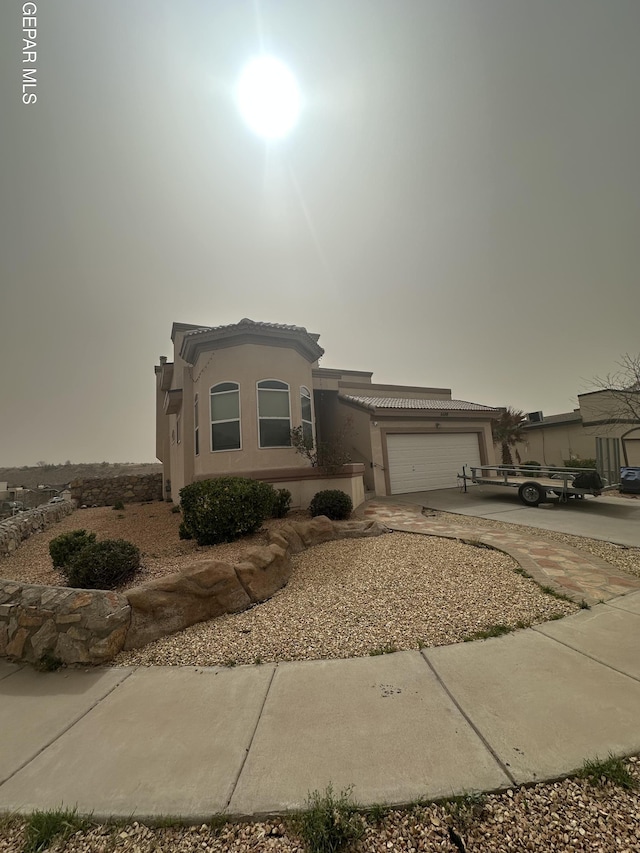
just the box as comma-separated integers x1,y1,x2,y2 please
236,56,301,139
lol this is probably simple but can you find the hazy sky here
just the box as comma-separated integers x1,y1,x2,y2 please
2,0,639,466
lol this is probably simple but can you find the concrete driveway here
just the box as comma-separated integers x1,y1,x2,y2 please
391,485,640,548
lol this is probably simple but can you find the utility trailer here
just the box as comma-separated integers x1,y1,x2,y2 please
460,465,617,507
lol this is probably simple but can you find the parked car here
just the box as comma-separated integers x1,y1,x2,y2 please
48,495,66,503
1,500,25,514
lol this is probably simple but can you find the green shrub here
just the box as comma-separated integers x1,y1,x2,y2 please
178,521,193,540
112,500,125,510
309,490,353,520
49,530,97,569
271,488,292,518
521,460,541,468
179,477,276,545
64,539,140,589
171,504,181,513
564,458,597,469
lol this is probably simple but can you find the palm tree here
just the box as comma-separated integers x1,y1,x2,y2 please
492,407,527,465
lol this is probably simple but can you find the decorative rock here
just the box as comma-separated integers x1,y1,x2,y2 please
271,524,305,554
294,516,336,548
124,561,252,650
31,619,58,658
235,544,291,603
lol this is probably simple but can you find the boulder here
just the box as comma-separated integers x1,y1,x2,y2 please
234,544,291,603
125,559,251,649
293,516,336,548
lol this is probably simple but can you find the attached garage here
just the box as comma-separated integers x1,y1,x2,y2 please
386,432,482,494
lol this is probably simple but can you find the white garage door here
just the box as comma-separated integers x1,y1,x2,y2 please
387,433,481,494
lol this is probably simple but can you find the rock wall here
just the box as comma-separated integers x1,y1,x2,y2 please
0,501,75,558
0,582,130,665
70,473,163,506
0,516,389,666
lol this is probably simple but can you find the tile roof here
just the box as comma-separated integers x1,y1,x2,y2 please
179,318,324,363
183,318,312,338
340,395,500,412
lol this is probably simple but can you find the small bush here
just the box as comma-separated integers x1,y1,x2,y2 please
64,539,140,589
564,458,597,469
179,477,276,545
112,500,125,510
271,488,292,518
178,521,193,540
49,530,97,568
521,460,541,469
171,504,181,513
296,785,364,853
309,490,353,521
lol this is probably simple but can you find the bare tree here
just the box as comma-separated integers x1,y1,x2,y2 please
587,353,640,424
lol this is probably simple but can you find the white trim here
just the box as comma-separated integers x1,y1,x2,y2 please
257,378,292,449
210,381,242,453
300,385,314,444
194,394,200,457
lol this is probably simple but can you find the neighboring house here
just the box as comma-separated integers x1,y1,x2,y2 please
156,319,501,505
518,389,640,481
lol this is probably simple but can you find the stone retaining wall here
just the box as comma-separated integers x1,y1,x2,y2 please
0,501,75,558
0,583,130,666
70,473,163,507
0,516,389,666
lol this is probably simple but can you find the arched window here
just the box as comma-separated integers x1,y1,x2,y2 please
210,382,241,451
257,380,291,448
301,386,313,445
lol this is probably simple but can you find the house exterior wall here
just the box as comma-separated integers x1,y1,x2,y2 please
191,343,314,483
517,422,593,466
517,389,640,468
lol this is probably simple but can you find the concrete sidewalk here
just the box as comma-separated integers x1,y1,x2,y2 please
1,590,640,822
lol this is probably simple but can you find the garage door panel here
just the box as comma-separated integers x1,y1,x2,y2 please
387,433,481,494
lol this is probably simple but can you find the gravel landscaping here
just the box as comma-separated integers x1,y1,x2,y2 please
0,500,615,667
115,532,576,666
1,756,638,851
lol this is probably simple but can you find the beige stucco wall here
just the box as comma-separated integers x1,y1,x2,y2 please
328,399,496,496
516,388,640,468
190,342,315,486
516,423,594,466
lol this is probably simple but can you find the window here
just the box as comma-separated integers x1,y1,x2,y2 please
210,382,241,451
194,395,199,456
176,414,181,445
257,379,291,448
301,386,313,445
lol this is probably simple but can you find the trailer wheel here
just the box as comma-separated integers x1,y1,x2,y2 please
518,482,546,507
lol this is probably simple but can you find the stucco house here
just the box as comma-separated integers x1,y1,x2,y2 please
518,389,640,482
156,319,501,506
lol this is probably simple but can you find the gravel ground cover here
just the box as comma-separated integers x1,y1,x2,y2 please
1,757,638,851
115,532,576,666
426,508,640,579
